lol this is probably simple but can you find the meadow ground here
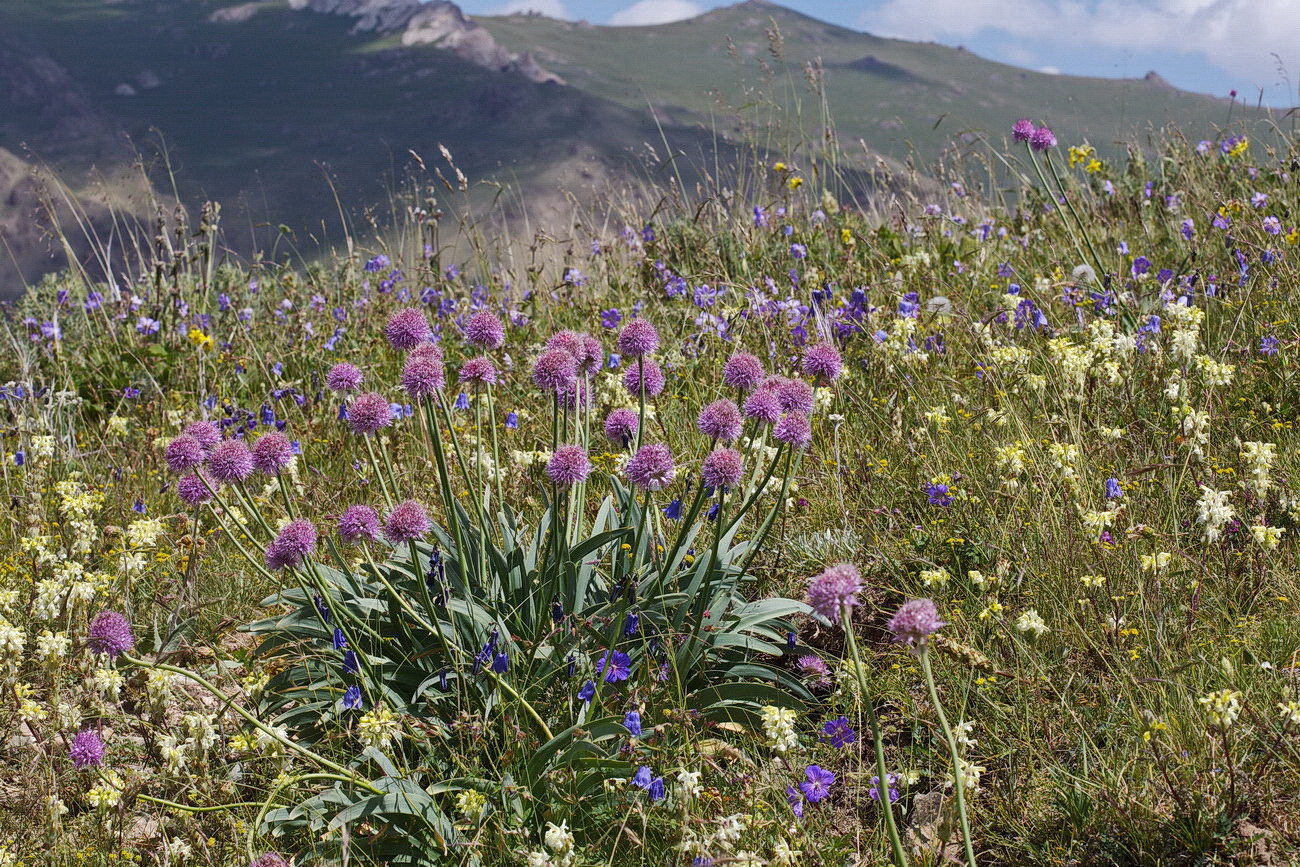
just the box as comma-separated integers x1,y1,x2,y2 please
1,125,1299,865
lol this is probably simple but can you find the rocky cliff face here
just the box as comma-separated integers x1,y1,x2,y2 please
286,0,563,84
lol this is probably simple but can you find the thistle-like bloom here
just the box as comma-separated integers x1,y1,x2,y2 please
577,334,604,375
384,308,432,351
251,432,294,475
164,435,206,474
325,362,364,393
1029,126,1057,151
545,330,586,358
774,378,815,415
70,729,105,769
88,610,135,658
805,563,862,624
1012,117,1035,142
338,504,381,544
627,443,675,491
464,311,505,349
384,500,431,543
532,348,578,393
176,472,212,507
604,408,639,448
249,855,290,867
408,343,443,363
547,445,592,487
722,352,764,391
802,342,842,383
265,519,317,570
207,439,255,483
458,356,498,387
774,413,812,448
623,360,665,397
697,399,742,442
743,389,782,425
887,598,945,648
617,319,660,358
401,354,445,399
701,448,743,491
347,392,393,435
182,421,221,452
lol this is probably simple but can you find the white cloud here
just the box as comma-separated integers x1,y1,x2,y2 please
497,0,568,17
609,0,703,26
860,0,1300,92
1038,65,1059,75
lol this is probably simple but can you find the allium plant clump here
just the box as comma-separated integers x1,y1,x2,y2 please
4,124,1300,866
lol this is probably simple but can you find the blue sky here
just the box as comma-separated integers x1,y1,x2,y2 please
457,0,1298,108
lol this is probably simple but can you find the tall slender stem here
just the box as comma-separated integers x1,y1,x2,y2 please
920,648,977,867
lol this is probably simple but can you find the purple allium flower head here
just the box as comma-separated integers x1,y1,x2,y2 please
547,445,592,487
805,563,862,624
545,329,586,359
774,413,812,448
578,334,604,375
401,354,445,399
799,765,836,803
622,359,665,397
464,311,505,349
348,392,393,435
743,389,782,425
88,610,135,658
207,439,254,484
1029,126,1057,151
722,352,764,391
532,348,578,393
458,356,498,387
384,500,431,543
887,598,945,648
617,318,660,358
801,342,842,383
797,655,831,688
774,378,815,415
408,343,443,364
265,519,317,570
252,432,294,475
164,435,206,474
701,448,744,491
70,729,105,769
697,399,742,442
326,362,364,393
384,308,432,351
249,856,290,867
626,443,675,490
604,408,639,448
338,504,381,544
177,472,213,507
182,421,221,452
1012,118,1035,142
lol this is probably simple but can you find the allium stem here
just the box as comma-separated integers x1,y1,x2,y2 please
920,647,978,867
841,605,909,866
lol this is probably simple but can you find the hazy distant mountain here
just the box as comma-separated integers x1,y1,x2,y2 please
0,0,1265,292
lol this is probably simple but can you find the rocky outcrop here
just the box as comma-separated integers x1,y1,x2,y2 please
284,0,563,84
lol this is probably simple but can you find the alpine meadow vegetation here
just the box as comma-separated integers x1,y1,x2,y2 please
2,119,1300,866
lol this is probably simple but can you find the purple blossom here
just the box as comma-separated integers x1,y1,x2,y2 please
265,519,317,570
700,448,744,491
799,765,835,803
887,598,944,649
70,729,105,769
547,445,592,487
326,363,364,393
603,408,639,448
207,439,254,484
338,505,381,544
622,359,665,397
385,500,432,543
626,443,675,490
801,342,842,383
464,311,505,349
251,432,294,475
697,399,742,442
347,392,393,435
384,308,432,351
88,611,135,658
805,563,862,624
722,352,764,391
617,319,660,358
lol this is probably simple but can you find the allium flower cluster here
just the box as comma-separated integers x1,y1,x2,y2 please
887,598,944,649
348,392,393,435
603,408,638,448
626,443,675,490
697,399,742,442
700,448,743,491
251,432,294,475
208,439,254,483
622,359,665,397
723,352,764,391
70,729,105,769
547,445,592,487
88,611,135,658
338,504,381,544
805,563,862,624
326,362,364,393
384,308,432,351
385,500,431,543
265,519,317,570
617,319,660,358
801,342,842,383
464,311,505,349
